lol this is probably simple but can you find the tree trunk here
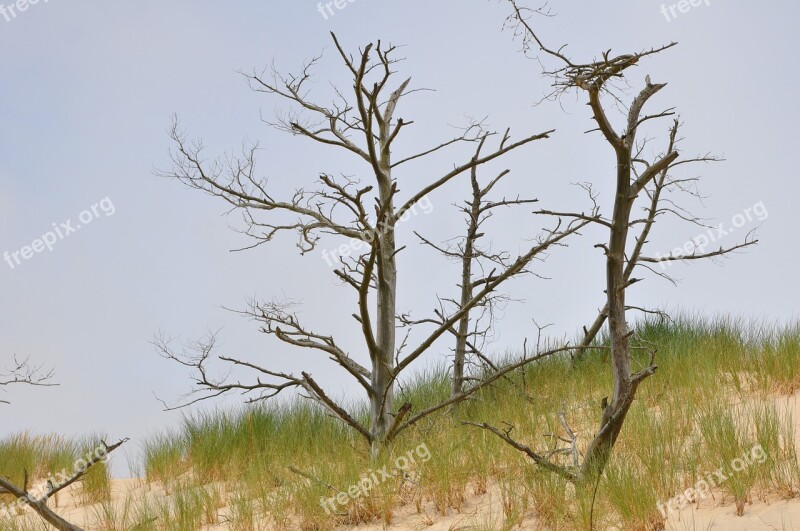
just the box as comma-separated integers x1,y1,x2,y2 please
28,498,83,531
0,480,83,531
581,154,634,479
574,303,608,362
371,236,396,455
370,149,397,456
451,273,471,398
452,190,479,398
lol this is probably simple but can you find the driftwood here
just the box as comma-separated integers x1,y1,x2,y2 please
0,438,128,531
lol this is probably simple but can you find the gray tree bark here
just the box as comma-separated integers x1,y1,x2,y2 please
157,33,577,455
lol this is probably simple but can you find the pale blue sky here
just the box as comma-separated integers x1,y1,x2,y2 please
1,1,798,475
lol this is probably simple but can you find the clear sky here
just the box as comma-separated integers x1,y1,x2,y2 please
1,0,798,475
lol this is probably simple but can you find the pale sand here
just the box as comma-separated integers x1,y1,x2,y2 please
4,393,800,530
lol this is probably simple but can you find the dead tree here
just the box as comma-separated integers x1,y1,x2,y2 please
157,33,592,456
0,356,55,405
416,156,524,399
468,1,757,484
572,120,756,358
0,439,128,531
409,139,583,398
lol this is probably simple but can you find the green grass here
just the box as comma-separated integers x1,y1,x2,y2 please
0,433,76,489
0,434,85,512
0,434,115,527
2,315,800,530
131,316,800,529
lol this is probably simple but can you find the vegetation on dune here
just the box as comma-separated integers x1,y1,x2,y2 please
4,316,794,530
0,435,113,520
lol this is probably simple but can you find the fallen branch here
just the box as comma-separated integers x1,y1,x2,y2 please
0,438,128,531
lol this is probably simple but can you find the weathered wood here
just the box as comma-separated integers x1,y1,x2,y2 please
0,438,128,531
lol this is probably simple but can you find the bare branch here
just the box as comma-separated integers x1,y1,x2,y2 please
0,439,128,531
0,357,56,405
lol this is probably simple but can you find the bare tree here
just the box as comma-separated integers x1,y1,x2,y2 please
412,160,522,398
409,139,584,398
572,121,757,358
0,356,55,405
468,0,757,486
0,439,128,531
157,33,592,456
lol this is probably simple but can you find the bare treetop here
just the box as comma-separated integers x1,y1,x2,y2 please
507,0,677,101
0,356,56,405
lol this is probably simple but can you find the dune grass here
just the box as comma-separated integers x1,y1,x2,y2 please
0,434,113,520
2,315,800,530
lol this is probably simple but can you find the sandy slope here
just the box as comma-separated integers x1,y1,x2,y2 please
5,394,800,530
10,474,800,530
